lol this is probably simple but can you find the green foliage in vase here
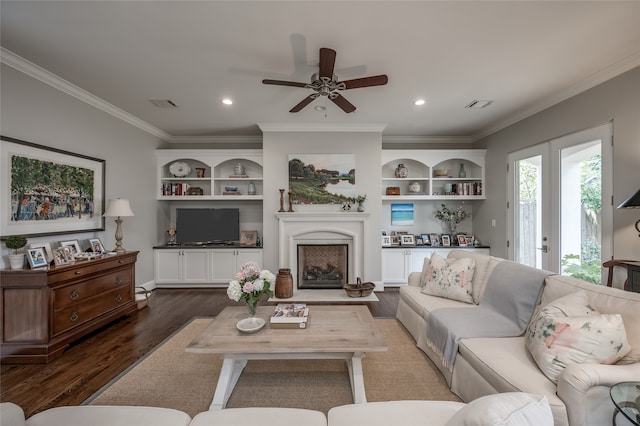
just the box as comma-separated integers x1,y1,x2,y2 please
5,235,27,254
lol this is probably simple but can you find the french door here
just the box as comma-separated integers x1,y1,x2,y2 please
507,123,612,282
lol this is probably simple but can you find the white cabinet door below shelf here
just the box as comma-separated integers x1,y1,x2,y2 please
382,249,410,284
182,250,210,283
236,249,263,268
210,249,237,283
154,250,183,284
409,249,433,275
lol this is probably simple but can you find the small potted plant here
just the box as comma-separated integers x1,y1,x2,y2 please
355,195,367,212
5,235,28,270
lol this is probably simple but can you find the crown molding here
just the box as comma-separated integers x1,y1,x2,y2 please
472,50,640,141
1,47,172,142
169,135,263,144
382,135,472,144
258,123,386,133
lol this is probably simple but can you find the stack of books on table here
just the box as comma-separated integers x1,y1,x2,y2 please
270,303,309,329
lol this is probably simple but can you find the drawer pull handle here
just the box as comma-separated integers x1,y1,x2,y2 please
70,311,79,322
115,294,122,303
115,276,122,284
70,290,79,300
119,260,124,263
75,271,82,275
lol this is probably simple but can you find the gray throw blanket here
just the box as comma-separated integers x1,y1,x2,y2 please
425,260,553,371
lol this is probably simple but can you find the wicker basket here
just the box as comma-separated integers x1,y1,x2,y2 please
343,278,375,298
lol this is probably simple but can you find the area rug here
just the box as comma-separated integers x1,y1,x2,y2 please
85,318,458,416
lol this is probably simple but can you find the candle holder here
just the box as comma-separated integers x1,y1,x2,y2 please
278,189,285,212
288,190,294,212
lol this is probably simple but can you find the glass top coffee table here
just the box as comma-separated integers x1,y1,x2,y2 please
610,382,640,426
186,305,387,411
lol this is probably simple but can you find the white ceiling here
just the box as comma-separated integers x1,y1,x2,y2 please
2,1,640,142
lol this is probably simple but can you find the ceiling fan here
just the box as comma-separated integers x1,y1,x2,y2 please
262,47,388,113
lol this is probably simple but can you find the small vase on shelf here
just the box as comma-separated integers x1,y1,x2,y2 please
458,163,467,178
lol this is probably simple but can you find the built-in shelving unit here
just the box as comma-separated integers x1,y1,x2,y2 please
381,149,486,201
156,149,263,200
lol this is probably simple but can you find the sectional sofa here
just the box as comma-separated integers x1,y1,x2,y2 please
395,249,640,426
0,392,555,426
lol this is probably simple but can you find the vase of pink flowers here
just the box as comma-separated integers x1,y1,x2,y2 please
227,262,275,317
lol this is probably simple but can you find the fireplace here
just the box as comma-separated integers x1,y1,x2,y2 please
297,244,348,289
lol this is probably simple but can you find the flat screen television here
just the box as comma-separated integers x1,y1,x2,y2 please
175,208,240,244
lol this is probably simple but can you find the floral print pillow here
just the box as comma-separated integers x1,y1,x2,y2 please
525,291,631,383
421,252,475,304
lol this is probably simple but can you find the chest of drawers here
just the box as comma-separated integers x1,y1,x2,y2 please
1,251,138,363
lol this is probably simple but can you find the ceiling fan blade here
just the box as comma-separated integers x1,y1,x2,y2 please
330,93,356,113
318,48,336,79
342,74,388,89
289,95,316,113
262,79,308,88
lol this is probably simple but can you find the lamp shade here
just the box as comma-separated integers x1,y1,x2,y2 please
618,188,640,209
103,199,134,217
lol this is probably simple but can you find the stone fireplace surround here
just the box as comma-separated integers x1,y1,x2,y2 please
274,212,378,301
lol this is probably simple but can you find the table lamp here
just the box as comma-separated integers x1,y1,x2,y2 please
618,188,640,237
103,198,134,253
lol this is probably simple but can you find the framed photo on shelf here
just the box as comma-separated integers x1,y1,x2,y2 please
60,240,81,257
29,242,53,264
400,234,415,246
240,230,257,247
466,235,475,246
61,246,75,262
421,234,431,246
441,234,451,247
27,247,48,269
390,235,400,246
381,235,391,246
53,247,68,266
89,238,105,254
429,233,440,247
415,237,424,246
457,234,468,246
1,136,105,238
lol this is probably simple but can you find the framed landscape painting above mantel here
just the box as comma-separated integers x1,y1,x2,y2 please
0,136,105,238
288,153,356,205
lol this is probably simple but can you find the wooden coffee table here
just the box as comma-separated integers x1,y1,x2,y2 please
186,305,387,411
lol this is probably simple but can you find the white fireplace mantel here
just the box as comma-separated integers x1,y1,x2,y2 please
275,212,370,294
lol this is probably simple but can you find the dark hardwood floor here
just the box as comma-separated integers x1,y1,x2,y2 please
0,288,399,418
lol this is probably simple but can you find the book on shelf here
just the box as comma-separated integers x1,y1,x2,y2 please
270,303,309,329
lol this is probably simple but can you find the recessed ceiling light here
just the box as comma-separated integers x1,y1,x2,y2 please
414,99,426,106
222,98,233,105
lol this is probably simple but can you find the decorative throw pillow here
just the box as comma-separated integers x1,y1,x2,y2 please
525,291,631,383
421,252,475,304
445,392,553,426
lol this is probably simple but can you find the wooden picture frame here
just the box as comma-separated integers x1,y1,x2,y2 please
1,136,105,238
27,247,48,269
441,234,451,247
457,234,468,246
29,242,53,264
240,230,257,247
60,240,81,257
400,234,415,246
89,238,105,254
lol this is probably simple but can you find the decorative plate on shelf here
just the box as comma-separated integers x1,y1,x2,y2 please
169,161,191,177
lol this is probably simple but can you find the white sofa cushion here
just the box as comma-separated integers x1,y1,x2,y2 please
0,402,26,426
422,252,475,304
444,392,553,426
25,406,191,426
541,275,640,364
525,291,631,383
328,400,465,426
400,286,476,320
190,407,327,426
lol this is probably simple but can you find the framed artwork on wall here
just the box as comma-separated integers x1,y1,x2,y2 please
288,154,356,205
0,136,105,238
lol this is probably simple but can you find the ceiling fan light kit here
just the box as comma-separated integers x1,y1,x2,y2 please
262,47,388,113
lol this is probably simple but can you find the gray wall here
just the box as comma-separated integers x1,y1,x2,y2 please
474,66,640,261
0,64,165,284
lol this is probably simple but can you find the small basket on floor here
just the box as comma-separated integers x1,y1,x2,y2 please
135,287,152,310
343,278,375,298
